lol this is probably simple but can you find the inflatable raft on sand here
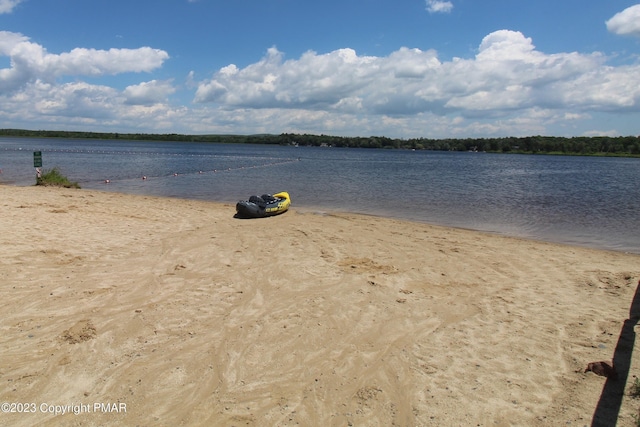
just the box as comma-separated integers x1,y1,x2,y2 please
235,191,291,218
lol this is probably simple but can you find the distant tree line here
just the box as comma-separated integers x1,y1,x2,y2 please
1,128,639,157
275,133,640,156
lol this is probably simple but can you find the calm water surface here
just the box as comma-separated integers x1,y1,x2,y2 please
1,137,639,254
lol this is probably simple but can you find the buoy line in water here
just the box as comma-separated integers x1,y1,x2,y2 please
0,147,300,184
96,157,301,184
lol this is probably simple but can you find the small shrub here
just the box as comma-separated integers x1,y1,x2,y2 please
36,167,80,188
630,377,640,398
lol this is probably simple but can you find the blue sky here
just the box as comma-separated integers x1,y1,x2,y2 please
1,0,639,138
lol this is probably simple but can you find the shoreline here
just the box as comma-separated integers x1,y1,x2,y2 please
1,185,639,426
12,180,638,256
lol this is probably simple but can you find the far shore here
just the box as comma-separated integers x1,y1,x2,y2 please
2,130,640,157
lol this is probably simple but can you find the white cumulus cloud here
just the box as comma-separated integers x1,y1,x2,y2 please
0,0,23,14
0,31,169,94
194,46,379,107
606,4,640,37
425,0,453,14
27,80,119,119
123,80,176,105
1,27,639,138
194,29,635,121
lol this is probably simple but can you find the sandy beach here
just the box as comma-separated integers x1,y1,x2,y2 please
1,185,639,426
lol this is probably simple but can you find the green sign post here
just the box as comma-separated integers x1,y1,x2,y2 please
33,151,42,168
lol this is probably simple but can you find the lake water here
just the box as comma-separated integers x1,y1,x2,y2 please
1,137,639,254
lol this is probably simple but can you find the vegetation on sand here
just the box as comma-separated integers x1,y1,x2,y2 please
630,377,640,398
36,167,80,188
629,377,640,426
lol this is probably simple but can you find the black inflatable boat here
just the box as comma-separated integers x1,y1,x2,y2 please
235,191,291,218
